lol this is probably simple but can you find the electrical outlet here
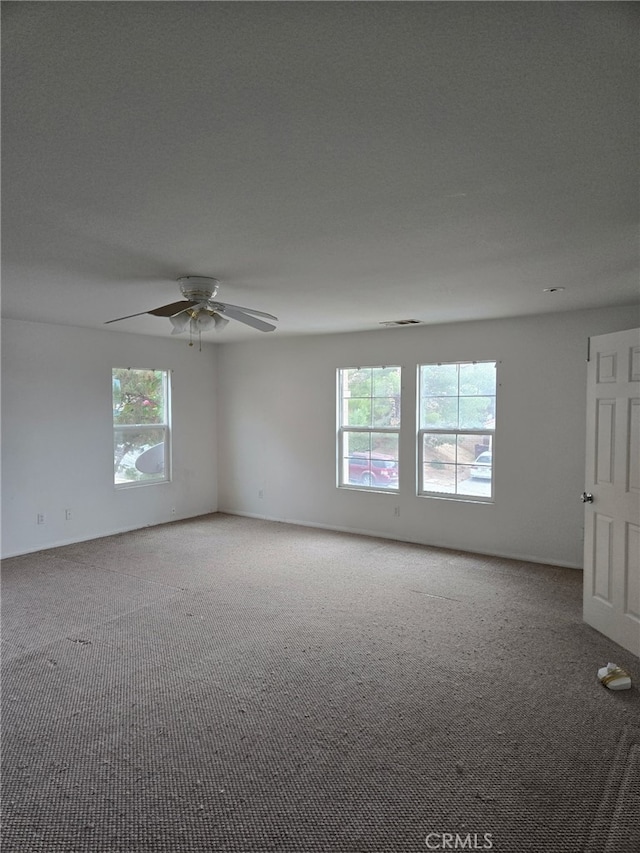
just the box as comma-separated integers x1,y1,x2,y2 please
394,506,400,517
171,507,176,515
258,489,264,499
65,509,72,521
37,513,46,525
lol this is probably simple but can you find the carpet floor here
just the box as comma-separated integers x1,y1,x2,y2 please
2,513,639,852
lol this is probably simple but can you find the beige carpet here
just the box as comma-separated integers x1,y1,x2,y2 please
2,513,639,852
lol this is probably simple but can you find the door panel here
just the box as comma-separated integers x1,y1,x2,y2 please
595,400,615,484
584,328,640,657
625,523,640,620
597,350,617,383
629,400,640,492
593,514,613,601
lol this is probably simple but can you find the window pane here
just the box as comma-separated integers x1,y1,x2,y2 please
421,396,458,429
422,462,457,494
114,428,166,484
420,363,458,397
422,433,456,465
343,431,398,489
372,397,399,427
421,433,493,497
457,434,491,463
344,367,372,397
113,368,166,425
459,362,496,396
459,395,495,430
371,431,398,460
457,465,493,498
373,366,401,399
340,367,401,428
457,435,493,498
345,398,372,427
343,430,371,461
422,434,456,492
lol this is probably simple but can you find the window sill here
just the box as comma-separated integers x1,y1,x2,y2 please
338,484,399,494
418,492,494,505
114,479,171,490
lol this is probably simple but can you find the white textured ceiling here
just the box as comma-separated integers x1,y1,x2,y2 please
2,2,638,341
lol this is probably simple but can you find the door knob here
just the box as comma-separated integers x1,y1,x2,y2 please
581,491,594,503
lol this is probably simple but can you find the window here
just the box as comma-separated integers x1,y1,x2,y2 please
112,368,170,486
337,366,401,490
418,361,496,500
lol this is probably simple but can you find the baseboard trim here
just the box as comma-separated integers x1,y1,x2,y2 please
221,509,583,570
3,508,583,571
1,511,218,559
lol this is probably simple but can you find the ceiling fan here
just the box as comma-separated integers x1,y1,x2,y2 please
105,276,278,338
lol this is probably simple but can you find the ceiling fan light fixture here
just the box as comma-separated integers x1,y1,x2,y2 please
194,311,216,331
169,313,190,334
170,307,229,336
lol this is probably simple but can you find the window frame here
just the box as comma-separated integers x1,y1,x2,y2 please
417,360,496,502
337,365,401,492
112,368,172,489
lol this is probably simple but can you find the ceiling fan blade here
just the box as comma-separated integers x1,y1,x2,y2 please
105,300,197,324
104,309,155,324
219,306,276,332
216,302,278,321
148,300,198,317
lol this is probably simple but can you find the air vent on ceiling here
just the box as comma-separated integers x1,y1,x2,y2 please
379,319,423,327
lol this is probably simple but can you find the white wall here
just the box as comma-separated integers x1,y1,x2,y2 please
1,320,218,557
4,306,638,566
217,305,639,568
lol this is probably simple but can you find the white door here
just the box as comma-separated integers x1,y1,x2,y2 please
583,327,640,657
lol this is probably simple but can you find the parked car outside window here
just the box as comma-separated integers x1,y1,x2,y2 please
348,452,399,487
470,451,492,480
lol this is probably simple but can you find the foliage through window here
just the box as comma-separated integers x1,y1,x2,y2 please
338,366,401,490
113,368,170,486
418,361,496,500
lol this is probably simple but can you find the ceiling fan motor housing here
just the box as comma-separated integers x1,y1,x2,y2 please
178,276,219,303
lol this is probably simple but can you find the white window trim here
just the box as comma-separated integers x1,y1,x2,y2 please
337,366,401,492
113,369,172,489
417,360,496,503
